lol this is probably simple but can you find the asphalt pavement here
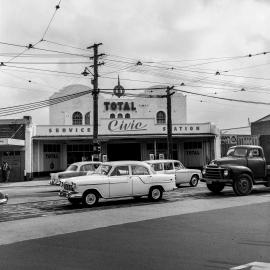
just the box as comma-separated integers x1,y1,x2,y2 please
0,201,269,270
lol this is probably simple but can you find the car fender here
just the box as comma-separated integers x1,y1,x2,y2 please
222,165,254,182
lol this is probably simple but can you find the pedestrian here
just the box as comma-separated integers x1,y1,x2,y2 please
1,161,11,182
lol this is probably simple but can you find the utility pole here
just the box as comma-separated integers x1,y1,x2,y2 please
166,86,175,159
86,43,104,160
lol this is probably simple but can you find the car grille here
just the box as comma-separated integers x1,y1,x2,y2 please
64,183,73,191
205,167,223,179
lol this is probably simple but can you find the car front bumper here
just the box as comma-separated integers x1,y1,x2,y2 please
201,178,233,184
59,190,82,199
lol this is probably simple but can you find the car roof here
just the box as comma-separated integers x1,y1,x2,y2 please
70,161,102,166
102,160,149,166
144,159,181,164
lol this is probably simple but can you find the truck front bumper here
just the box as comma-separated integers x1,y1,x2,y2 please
59,190,82,199
201,178,233,184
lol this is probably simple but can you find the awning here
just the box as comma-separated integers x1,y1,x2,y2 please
0,138,25,146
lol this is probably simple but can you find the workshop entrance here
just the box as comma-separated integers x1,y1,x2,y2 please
107,143,141,161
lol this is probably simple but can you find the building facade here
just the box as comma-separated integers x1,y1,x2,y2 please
0,117,32,181
30,83,221,177
251,114,270,164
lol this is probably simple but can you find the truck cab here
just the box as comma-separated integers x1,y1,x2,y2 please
201,145,270,196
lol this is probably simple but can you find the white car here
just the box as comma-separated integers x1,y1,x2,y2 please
59,161,176,207
145,159,201,187
0,192,8,205
50,161,101,185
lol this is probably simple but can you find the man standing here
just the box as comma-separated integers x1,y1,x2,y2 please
1,161,11,182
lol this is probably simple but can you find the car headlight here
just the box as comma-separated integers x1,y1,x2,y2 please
223,169,229,177
72,182,77,191
202,169,206,175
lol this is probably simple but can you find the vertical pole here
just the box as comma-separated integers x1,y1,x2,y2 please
166,86,174,159
87,43,104,161
92,44,99,149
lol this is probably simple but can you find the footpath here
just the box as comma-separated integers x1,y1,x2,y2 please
0,177,50,188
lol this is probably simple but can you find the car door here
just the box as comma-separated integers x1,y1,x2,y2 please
174,162,189,184
164,162,175,174
247,148,266,179
109,165,132,197
131,165,152,195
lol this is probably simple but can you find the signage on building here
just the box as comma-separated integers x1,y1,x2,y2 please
104,101,136,111
221,135,259,145
34,122,214,137
108,119,147,132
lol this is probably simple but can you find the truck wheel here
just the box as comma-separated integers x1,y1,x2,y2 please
82,190,99,207
148,187,163,201
189,175,199,187
206,183,225,193
233,174,252,196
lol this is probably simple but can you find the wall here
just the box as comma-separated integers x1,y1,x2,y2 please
49,84,187,125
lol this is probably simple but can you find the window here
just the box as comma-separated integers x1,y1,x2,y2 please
85,112,90,125
249,149,261,158
125,113,130,119
151,163,163,171
117,113,123,119
66,164,78,171
80,164,96,171
111,166,129,176
96,165,112,175
72,111,83,125
44,144,60,152
156,111,166,124
131,165,150,175
174,162,184,169
184,142,202,149
110,113,115,119
164,162,173,170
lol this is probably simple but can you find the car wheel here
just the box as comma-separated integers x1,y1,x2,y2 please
206,183,225,194
82,191,99,207
189,175,199,187
148,187,163,201
233,174,252,196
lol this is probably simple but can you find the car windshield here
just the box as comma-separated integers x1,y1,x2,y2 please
227,148,248,157
65,164,78,171
95,164,112,175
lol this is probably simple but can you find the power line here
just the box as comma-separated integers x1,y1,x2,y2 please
174,88,270,105
40,0,62,40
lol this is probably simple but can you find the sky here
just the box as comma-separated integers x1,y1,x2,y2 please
1,0,270,132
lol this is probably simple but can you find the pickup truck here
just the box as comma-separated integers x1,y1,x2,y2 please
201,145,270,196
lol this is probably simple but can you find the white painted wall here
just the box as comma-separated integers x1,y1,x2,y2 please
49,84,187,125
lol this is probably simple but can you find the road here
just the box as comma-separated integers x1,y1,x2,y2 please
0,180,270,270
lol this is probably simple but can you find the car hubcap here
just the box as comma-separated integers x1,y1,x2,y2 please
191,177,197,185
239,179,249,193
152,189,160,199
86,194,96,205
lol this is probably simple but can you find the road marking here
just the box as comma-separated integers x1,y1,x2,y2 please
231,261,270,269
